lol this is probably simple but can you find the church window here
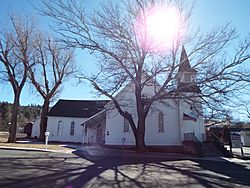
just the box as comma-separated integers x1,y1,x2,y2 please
124,118,129,132
70,121,75,136
57,120,63,136
158,112,164,132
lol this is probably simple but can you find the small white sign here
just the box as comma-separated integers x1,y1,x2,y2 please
230,133,241,148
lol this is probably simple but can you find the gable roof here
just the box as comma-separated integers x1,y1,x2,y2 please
178,46,197,73
47,99,109,118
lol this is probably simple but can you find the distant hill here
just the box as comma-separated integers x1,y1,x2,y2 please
0,102,41,132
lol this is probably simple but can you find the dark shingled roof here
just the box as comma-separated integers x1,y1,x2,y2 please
47,99,109,118
178,46,197,73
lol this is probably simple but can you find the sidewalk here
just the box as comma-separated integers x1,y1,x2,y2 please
231,147,250,159
225,145,250,159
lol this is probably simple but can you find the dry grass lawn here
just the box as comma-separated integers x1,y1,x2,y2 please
0,132,12,143
0,132,74,152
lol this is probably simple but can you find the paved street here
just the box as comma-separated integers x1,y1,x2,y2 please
0,148,250,188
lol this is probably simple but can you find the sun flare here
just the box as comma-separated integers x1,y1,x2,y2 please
135,5,181,53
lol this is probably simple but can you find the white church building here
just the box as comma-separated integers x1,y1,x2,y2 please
32,47,205,148
82,47,205,147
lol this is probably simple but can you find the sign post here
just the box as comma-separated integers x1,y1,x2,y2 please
45,132,50,149
230,132,244,157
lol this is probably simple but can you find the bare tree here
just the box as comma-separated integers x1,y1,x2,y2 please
39,0,250,151
245,106,250,119
0,14,36,142
238,102,250,119
29,34,75,141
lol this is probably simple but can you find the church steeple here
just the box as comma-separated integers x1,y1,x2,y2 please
178,46,197,73
177,46,200,93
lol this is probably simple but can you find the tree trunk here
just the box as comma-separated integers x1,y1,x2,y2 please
135,116,146,152
39,99,50,141
8,93,20,143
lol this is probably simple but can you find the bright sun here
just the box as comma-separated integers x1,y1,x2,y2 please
135,5,181,53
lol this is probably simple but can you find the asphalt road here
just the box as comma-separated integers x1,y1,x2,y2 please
0,149,250,188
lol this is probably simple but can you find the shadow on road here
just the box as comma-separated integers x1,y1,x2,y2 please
1,149,250,188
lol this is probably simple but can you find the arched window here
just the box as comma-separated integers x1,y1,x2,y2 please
70,121,75,136
124,118,129,132
158,112,164,132
57,120,63,135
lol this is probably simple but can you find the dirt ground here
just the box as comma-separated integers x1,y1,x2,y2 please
0,132,74,152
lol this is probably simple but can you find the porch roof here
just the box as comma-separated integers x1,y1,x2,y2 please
81,109,106,126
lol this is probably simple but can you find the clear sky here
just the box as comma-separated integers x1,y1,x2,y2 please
0,0,249,109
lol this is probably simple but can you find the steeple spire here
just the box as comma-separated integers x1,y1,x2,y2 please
178,46,196,73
